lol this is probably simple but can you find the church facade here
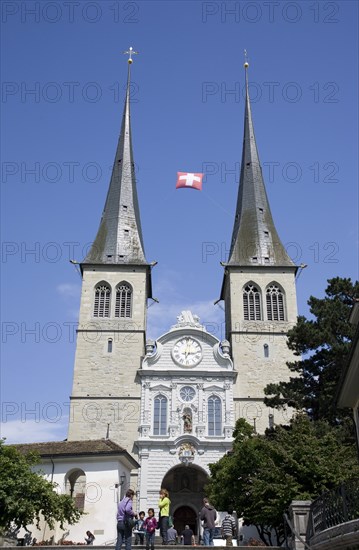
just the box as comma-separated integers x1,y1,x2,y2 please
64,55,298,537
16,55,299,544
136,310,237,532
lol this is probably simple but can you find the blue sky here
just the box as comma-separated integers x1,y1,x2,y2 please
1,0,358,443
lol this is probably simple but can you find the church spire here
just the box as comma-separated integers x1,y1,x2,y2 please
83,48,147,265
226,59,294,268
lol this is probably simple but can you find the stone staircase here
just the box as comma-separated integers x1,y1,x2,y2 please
3,547,282,550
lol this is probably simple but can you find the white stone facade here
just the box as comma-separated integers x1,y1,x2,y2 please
136,312,236,518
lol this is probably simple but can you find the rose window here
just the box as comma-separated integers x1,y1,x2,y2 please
180,386,195,402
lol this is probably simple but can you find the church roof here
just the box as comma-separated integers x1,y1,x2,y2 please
225,63,295,269
83,59,147,266
12,439,139,466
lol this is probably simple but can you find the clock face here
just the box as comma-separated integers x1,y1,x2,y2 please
172,337,202,367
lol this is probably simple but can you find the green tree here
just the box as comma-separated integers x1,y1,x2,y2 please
0,441,82,536
264,277,359,423
206,417,359,546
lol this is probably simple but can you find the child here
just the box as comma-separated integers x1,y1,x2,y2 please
134,511,146,545
143,508,157,550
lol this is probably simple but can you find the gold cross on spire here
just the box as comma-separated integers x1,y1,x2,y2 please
124,46,139,64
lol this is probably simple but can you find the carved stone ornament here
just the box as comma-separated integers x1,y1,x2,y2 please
220,339,230,355
179,442,195,454
169,426,178,438
178,442,196,460
171,310,204,330
145,340,156,355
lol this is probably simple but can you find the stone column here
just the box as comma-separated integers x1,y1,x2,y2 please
138,449,149,512
197,383,203,421
288,501,311,550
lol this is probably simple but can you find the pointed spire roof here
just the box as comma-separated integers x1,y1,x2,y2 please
226,62,294,268
83,54,147,266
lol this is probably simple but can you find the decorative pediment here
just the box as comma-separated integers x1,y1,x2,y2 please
151,384,171,392
204,384,224,392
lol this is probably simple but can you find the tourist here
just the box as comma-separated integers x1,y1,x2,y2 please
200,498,217,546
158,488,171,544
167,525,178,545
115,489,136,550
221,512,236,547
181,525,194,546
143,508,157,550
134,512,146,545
85,531,95,545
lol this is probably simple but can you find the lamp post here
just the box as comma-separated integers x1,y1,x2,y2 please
115,474,126,501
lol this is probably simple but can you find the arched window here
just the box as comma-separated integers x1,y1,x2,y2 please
266,284,286,321
243,284,261,320
115,282,132,318
208,395,222,436
107,339,113,353
94,283,111,317
263,343,269,358
65,469,86,511
153,395,167,435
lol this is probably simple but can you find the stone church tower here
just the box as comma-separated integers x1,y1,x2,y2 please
68,56,298,480
220,63,298,434
18,56,301,544
67,57,153,453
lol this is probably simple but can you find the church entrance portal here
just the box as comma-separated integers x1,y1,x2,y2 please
161,464,208,535
174,506,197,535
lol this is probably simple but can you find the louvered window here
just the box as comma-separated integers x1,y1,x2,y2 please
94,284,111,317
115,283,132,318
154,395,167,435
243,284,261,320
208,395,222,436
266,284,285,321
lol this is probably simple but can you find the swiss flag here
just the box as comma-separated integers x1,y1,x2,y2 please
176,172,203,191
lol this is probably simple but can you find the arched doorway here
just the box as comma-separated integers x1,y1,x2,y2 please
64,468,86,511
161,464,208,536
174,505,197,535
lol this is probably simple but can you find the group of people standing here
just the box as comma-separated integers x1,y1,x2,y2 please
115,488,170,550
115,490,236,550
200,499,236,547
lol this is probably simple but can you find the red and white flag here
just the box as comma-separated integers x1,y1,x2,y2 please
176,172,203,191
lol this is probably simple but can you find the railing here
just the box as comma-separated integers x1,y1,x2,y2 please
307,478,359,540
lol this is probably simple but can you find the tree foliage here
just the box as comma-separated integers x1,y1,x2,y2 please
0,441,82,535
206,417,359,546
264,277,359,423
